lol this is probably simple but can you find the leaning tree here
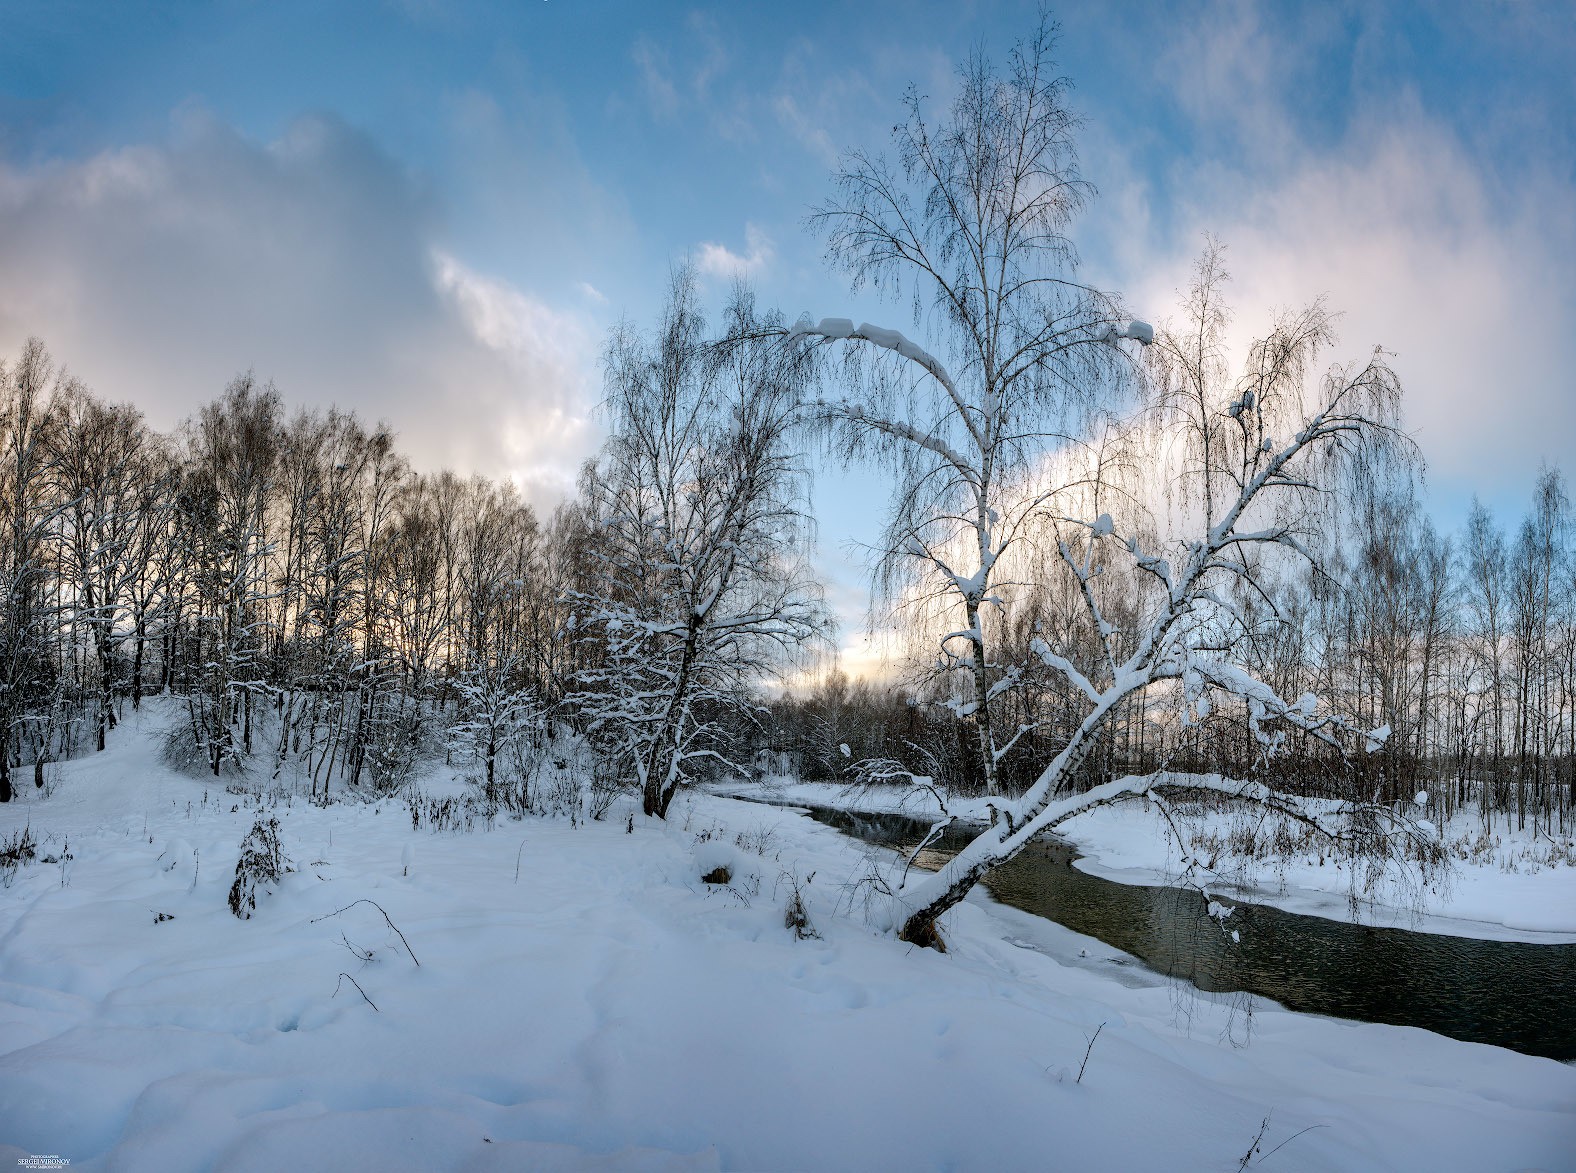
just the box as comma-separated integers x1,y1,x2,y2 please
891,251,1443,948
788,21,1441,948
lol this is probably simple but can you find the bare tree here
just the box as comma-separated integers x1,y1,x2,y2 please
574,271,824,818
448,653,543,803
794,18,1146,796
1462,499,1509,818
886,253,1440,949
177,374,280,775
0,339,68,800
1507,468,1570,831
53,388,166,751
120,442,180,710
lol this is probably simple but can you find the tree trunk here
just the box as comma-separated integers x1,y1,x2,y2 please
132,626,146,710
899,706,1111,948
642,619,701,820
963,595,999,795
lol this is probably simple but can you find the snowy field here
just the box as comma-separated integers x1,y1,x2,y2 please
726,779,1576,944
2,713,1574,1172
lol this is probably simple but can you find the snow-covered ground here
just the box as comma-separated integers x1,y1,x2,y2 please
2,714,1574,1172
723,778,1576,944
1060,801,1576,944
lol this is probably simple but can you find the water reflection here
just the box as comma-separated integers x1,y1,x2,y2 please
807,805,1576,1062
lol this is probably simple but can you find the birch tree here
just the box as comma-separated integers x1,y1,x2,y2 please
888,255,1441,949
54,388,166,751
178,375,280,774
793,18,1146,796
0,339,66,801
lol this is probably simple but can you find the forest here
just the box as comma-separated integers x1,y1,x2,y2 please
1,259,1571,840
0,14,1569,940
1,27,1571,856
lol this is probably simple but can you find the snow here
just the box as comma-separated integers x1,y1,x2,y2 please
1122,320,1155,345
1,710,1573,1171
1059,801,1576,944
792,314,957,393
718,780,1576,943
1102,321,1154,347
855,322,904,350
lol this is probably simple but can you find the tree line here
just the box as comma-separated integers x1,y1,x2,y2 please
2,18,1569,895
2,284,1570,839
770,454,1575,838
0,338,601,803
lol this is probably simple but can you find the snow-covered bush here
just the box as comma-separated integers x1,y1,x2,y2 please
0,824,37,885
693,834,741,886
362,710,425,795
528,731,615,822
446,656,545,810
781,869,819,940
228,815,291,919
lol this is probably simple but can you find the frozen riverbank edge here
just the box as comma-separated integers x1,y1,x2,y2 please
713,779,1576,945
1,715,1572,1172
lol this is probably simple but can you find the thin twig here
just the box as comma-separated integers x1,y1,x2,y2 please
898,815,954,890
333,972,379,1012
1238,1114,1271,1171
1077,1022,1105,1084
515,839,527,884
310,899,420,966
339,932,374,963
1258,1122,1327,1166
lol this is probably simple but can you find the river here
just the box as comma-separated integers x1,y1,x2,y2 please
802,804,1576,1062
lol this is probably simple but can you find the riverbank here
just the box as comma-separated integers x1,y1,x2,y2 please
716,778,1576,944
2,720,1573,1170
1063,800,1576,944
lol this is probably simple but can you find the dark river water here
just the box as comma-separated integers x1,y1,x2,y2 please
803,805,1576,1062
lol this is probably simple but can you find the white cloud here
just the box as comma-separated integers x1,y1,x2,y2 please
1142,129,1573,510
1081,7,1576,519
631,37,680,120
431,251,596,501
772,93,838,166
439,86,634,287
0,111,601,513
630,15,729,121
625,14,753,143
695,223,775,280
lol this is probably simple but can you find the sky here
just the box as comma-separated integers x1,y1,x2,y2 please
2,0,1572,675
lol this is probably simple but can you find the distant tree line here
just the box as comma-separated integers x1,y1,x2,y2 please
2,319,1570,837
769,462,1575,836
0,337,605,803
0,291,828,819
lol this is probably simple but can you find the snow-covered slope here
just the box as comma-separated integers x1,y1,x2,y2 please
2,711,1573,1171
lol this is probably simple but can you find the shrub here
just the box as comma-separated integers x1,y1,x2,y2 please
0,825,37,885
228,815,291,919
782,869,819,940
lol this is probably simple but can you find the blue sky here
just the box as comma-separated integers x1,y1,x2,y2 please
3,0,1572,670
